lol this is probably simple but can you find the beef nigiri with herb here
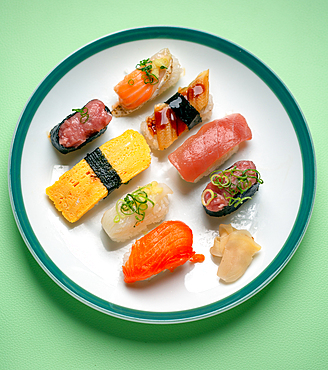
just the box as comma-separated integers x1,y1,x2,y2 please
201,160,263,217
140,70,213,150
50,99,112,154
101,181,173,242
112,48,182,117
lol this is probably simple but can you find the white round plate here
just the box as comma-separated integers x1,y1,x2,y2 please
9,27,316,323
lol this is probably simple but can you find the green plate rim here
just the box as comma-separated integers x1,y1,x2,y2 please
8,26,316,324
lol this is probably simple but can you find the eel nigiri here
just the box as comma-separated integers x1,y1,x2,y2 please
101,181,173,242
202,160,263,217
122,220,202,283
168,114,252,183
112,48,182,117
140,70,213,150
50,99,112,154
46,130,151,223
211,224,261,283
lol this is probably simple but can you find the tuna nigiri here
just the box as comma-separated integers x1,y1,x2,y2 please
50,99,112,154
202,160,263,217
122,221,202,283
140,70,213,150
112,48,182,117
168,114,252,183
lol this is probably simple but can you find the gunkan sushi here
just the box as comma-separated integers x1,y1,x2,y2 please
201,160,263,217
50,99,112,154
101,181,173,242
140,70,213,150
168,114,252,183
111,48,182,117
122,220,203,283
46,130,151,223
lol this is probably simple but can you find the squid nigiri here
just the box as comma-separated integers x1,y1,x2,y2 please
112,48,182,117
122,221,203,283
168,114,252,183
101,181,173,242
140,70,213,150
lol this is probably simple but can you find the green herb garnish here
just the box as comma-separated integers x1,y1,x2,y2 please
128,79,134,86
204,166,263,208
72,107,89,124
114,184,155,224
135,58,159,85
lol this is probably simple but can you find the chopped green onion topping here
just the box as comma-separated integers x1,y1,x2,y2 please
114,184,155,225
128,79,134,86
135,58,160,85
72,107,89,124
206,166,263,208
201,189,217,206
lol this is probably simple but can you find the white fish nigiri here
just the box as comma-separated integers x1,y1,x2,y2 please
101,181,173,242
211,224,261,283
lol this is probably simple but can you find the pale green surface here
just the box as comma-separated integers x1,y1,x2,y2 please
1,0,327,369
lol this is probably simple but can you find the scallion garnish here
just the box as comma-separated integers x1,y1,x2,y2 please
114,184,155,225
135,58,162,85
72,107,89,124
204,166,263,208
201,189,217,207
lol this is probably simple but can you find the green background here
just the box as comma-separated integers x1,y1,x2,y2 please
1,1,326,369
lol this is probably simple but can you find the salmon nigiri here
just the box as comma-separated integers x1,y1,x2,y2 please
168,114,252,183
122,221,202,283
112,48,182,117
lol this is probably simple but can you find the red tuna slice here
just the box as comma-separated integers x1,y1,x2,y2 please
202,160,260,217
58,99,112,148
122,221,195,284
168,114,252,183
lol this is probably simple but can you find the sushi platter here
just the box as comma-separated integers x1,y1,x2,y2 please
9,27,315,323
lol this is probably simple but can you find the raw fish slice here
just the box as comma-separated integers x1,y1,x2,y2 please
112,48,182,116
101,181,173,242
114,69,157,110
202,160,262,217
50,99,112,154
122,221,195,283
168,114,252,183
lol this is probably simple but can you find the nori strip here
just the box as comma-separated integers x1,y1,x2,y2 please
50,102,111,154
203,182,260,217
85,148,122,197
165,92,202,130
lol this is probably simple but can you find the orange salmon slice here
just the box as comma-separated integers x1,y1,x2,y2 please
114,69,157,110
122,221,195,283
